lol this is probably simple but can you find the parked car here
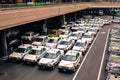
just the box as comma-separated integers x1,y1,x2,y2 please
58,50,82,72
38,49,64,69
59,25,70,33
21,31,39,41
87,28,98,36
111,19,120,23
32,36,48,46
45,37,62,48
23,45,49,64
68,32,82,41
108,41,120,52
106,55,120,72
57,39,75,52
76,27,87,34
72,40,89,55
48,30,62,37
81,33,94,44
106,73,120,80
8,44,32,61
103,19,111,25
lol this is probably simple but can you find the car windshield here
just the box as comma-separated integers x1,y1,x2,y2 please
62,55,76,61
48,39,54,43
35,38,43,42
43,53,57,59
83,34,91,38
29,49,40,55
70,33,77,37
75,42,84,47
15,48,25,53
78,28,84,31
50,31,56,34
108,56,120,63
59,41,68,45
88,29,94,32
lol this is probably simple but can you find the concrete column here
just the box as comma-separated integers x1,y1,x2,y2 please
43,20,47,35
75,12,77,20
63,15,66,24
0,30,8,57
112,8,115,19
92,9,95,18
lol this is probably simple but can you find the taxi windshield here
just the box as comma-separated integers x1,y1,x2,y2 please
59,41,68,45
48,39,54,43
15,48,25,53
29,50,40,55
83,34,91,38
35,38,43,42
70,33,77,37
43,53,57,59
62,55,76,61
75,42,84,47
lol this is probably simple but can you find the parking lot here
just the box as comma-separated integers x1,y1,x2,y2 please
0,17,120,80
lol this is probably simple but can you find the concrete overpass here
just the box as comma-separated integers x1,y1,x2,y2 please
0,2,120,30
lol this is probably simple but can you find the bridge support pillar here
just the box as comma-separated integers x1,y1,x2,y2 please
63,15,66,25
0,30,8,57
43,20,47,35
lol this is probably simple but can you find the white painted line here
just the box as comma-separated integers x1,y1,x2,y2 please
97,28,110,80
72,31,100,80
101,32,106,34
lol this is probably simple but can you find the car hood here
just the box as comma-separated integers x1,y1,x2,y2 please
9,52,22,58
60,35,68,38
57,45,67,49
59,60,75,67
69,36,77,40
39,58,54,64
107,62,120,68
24,54,37,60
32,41,42,46
73,46,84,51
46,43,57,48
82,38,92,41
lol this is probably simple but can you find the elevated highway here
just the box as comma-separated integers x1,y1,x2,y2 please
0,2,120,30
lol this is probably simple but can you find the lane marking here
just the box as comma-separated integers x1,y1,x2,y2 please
97,28,110,80
101,32,106,34
72,31,100,80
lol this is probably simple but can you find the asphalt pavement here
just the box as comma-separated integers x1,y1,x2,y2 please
0,23,117,80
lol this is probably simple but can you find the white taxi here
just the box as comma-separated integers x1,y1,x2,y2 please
23,46,49,63
32,36,48,46
81,33,94,44
58,50,82,72
57,39,75,52
87,28,98,36
38,49,64,69
8,44,32,61
68,32,82,41
72,40,89,54
21,31,39,41
45,37,61,48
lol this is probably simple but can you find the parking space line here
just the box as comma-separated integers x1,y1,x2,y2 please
97,28,110,80
72,31,100,80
